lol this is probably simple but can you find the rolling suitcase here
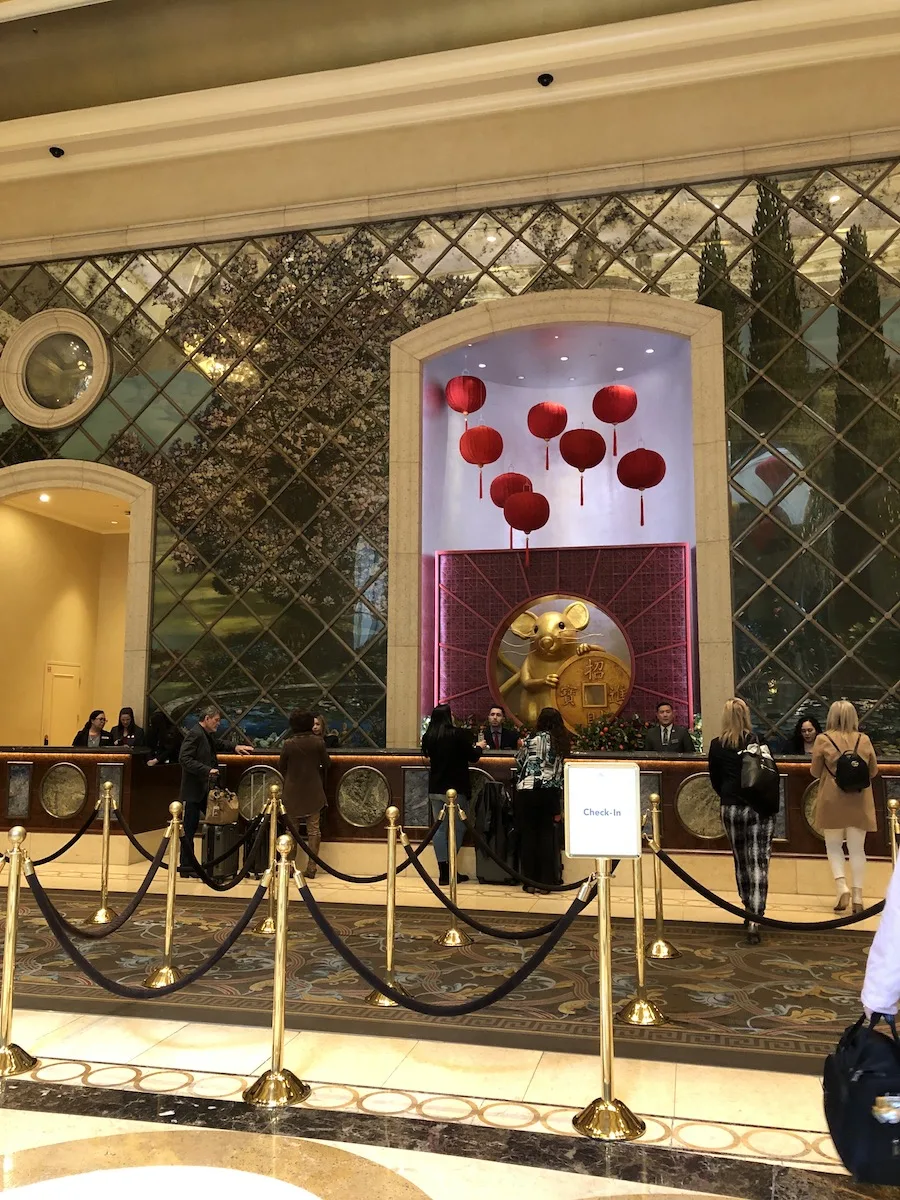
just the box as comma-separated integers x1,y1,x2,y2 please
202,820,243,881
474,780,516,884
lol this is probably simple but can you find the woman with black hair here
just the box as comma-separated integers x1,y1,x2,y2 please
110,706,146,748
72,710,113,748
422,703,482,886
514,706,570,893
787,714,821,756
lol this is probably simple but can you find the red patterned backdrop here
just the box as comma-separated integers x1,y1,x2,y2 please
435,545,693,724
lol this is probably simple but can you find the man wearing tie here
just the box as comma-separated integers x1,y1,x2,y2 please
643,701,695,753
478,705,519,751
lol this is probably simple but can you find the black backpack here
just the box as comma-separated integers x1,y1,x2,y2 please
824,1013,900,1184
827,734,870,793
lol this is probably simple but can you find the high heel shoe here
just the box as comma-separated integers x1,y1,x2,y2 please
746,921,761,945
852,887,864,914
834,889,851,913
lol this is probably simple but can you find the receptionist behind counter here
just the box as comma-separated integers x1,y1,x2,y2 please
72,710,114,748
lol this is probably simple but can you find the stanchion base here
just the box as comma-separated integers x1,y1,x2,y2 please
143,963,184,989
0,1043,37,1077
89,906,118,926
434,925,473,948
616,995,667,1027
243,1068,311,1107
572,1096,646,1141
365,976,408,1008
646,937,680,961
253,916,277,936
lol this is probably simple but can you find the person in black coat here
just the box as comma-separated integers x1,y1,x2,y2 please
477,704,520,751
708,697,774,946
110,706,145,748
422,703,481,886
178,705,254,877
146,710,183,765
72,710,113,748
643,701,695,753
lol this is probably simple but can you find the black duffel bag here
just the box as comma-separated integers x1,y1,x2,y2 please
824,1012,900,1184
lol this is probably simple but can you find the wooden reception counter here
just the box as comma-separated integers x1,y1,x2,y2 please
1,746,898,860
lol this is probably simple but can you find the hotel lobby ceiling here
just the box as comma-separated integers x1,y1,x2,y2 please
0,0,746,118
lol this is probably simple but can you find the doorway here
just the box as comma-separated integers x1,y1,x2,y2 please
42,661,82,747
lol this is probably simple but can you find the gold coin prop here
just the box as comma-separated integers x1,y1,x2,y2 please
675,774,726,841
553,649,633,733
40,762,88,818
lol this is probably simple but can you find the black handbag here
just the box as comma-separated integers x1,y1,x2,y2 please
739,740,780,816
824,1012,900,1184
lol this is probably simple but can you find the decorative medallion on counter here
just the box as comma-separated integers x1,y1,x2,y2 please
675,774,725,841
401,767,431,828
98,761,124,814
7,761,32,818
802,781,825,840
336,765,391,827
39,762,88,818
237,765,283,821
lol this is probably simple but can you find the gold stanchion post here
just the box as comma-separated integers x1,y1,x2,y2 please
143,802,185,988
254,783,282,936
89,780,119,926
888,798,899,868
573,859,645,1142
616,855,666,1026
434,789,472,948
366,806,408,1007
646,793,679,961
244,833,310,1107
1,828,37,1077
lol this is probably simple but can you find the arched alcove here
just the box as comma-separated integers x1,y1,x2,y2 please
386,290,732,746
0,460,154,724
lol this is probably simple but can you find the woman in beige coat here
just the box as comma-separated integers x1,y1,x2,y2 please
811,700,878,914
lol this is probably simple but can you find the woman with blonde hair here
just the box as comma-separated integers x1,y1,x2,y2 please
708,698,776,944
811,700,878,914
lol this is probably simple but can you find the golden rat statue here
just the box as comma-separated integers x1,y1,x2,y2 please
499,601,605,726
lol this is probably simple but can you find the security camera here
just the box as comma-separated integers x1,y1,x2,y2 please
48,146,65,158
537,73,554,87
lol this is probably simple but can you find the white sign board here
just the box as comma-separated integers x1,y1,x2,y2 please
564,760,642,860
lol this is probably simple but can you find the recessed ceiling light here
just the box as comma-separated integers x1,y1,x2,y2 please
486,235,497,243
38,493,50,502
517,375,525,380
478,362,486,368
568,376,575,381
467,342,473,347
645,348,655,354
554,335,559,340
830,193,841,203
615,367,625,373
111,520,119,525
560,356,568,361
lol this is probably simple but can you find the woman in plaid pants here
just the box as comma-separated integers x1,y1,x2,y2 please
708,698,775,945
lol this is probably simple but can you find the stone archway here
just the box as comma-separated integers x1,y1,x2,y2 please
386,289,732,746
0,460,154,721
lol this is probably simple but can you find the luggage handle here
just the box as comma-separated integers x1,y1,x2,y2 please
869,1012,900,1043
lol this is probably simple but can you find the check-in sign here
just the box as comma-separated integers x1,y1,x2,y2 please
564,761,642,859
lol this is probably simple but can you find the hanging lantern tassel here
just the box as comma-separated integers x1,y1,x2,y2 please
616,448,666,528
504,491,550,572
559,429,606,508
527,402,567,472
445,376,487,432
580,473,584,506
525,534,531,568
489,471,533,552
459,426,503,501
592,385,637,458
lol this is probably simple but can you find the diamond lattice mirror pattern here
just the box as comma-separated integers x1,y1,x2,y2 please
1,162,899,749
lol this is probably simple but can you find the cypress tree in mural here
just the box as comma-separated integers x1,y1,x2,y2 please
698,220,746,403
748,178,807,424
834,224,893,626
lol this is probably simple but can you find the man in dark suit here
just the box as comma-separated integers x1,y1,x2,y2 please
179,705,254,876
643,701,695,753
477,704,520,751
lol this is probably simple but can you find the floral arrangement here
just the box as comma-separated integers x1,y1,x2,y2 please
690,712,703,753
571,712,651,752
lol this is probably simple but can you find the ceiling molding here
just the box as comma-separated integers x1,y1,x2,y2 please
0,0,112,22
1,0,899,183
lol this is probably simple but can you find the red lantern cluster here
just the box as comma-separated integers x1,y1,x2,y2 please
592,385,637,456
504,489,549,566
490,472,532,548
445,376,486,429
527,401,568,469
460,426,503,499
559,428,607,506
616,448,666,526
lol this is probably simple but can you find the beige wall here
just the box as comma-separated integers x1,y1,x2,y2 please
0,504,128,743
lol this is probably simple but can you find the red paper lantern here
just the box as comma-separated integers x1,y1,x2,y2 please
445,375,487,429
490,471,532,548
504,490,550,566
617,448,666,526
460,426,503,499
527,401,568,469
592,385,637,455
559,429,607,506
754,454,793,494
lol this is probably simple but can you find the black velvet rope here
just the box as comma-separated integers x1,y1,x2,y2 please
26,872,267,998
31,806,99,866
401,840,586,939
296,873,591,1016
26,837,168,940
117,807,265,872
115,806,163,864
182,815,271,891
652,845,886,930
463,814,593,892
283,811,443,884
